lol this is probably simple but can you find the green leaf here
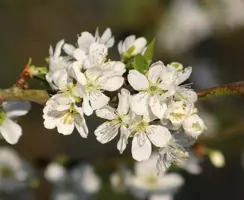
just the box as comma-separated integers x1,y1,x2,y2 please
133,54,149,73
144,38,155,65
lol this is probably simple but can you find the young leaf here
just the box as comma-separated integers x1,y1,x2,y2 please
144,38,155,65
133,54,149,73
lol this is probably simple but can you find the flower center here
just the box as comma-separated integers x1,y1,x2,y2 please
135,121,148,132
85,81,100,92
192,122,201,131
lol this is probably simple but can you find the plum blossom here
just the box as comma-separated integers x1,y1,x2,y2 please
71,164,101,194
73,67,124,116
165,100,194,127
126,153,184,200
95,89,131,153
43,95,88,137
46,40,70,89
182,114,206,138
157,137,189,173
128,62,168,118
63,28,114,69
44,162,67,183
0,147,34,192
0,101,31,144
128,114,172,161
118,35,147,58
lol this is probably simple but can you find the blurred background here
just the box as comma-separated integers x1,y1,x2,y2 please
0,0,244,200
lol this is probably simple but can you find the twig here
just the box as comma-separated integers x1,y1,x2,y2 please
197,81,244,98
0,87,49,105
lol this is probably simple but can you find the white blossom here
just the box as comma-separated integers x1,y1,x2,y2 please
128,62,168,118
46,40,70,88
71,164,101,194
118,35,147,57
165,100,194,127
44,162,67,183
126,153,184,200
73,67,124,115
157,137,189,173
128,114,172,161
182,114,206,138
110,168,129,193
157,0,212,54
63,28,114,69
0,147,33,191
0,101,31,144
95,89,131,153
77,27,114,51
177,151,202,175
43,95,88,137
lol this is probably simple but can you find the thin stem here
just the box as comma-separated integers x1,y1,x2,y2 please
197,81,244,98
0,87,49,105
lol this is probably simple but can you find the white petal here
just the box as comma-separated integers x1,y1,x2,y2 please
89,43,108,65
150,195,172,200
130,92,149,115
82,98,93,116
96,106,117,120
132,133,152,161
78,32,95,51
75,115,88,138
117,126,130,154
146,125,172,147
101,61,125,76
100,76,124,91
148,62,164,84
57,122,74,135
128,70,149,90
74,83,86,98
3,101,31,118
176,67,192,85
73,49,87,62
54,39,64,58
133,37,147,55
44,118,56,129
175,87,197,103
106,37,115,48
69,64,87,85
100,28,112,44
85,67,102,81
0,118,22,144
63,43,75,56
118,41,123,54
95,122,120,144
117,89,130,115
90,91,110,110
49,46,53,56
123,35,136,52
149,95,167,119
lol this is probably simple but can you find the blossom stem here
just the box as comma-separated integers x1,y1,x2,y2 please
197,81,244,98
0,87,49,105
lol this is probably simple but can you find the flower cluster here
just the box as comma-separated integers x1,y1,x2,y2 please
43,27,206,173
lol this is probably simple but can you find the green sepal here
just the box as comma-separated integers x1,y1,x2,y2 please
133,54,149,74
143,38,155,65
